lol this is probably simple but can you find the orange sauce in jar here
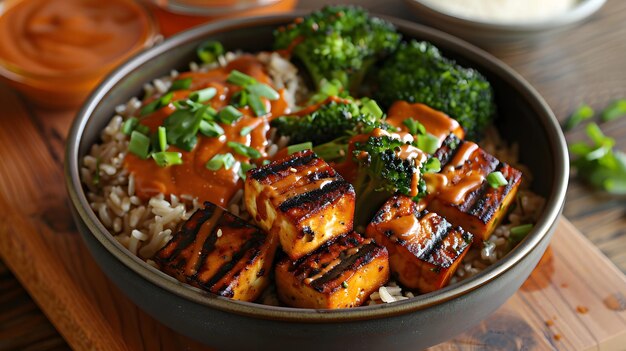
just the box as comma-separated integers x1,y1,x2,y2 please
0,0,158,108
124,56,290,206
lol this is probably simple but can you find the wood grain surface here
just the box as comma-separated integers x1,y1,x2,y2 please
1,0,625,350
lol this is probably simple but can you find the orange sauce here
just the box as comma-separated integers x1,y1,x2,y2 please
0,0,157,108
386,101,465,143
124,56,289,207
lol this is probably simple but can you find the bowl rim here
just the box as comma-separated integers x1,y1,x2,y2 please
65,12,569,323
403,0,606,32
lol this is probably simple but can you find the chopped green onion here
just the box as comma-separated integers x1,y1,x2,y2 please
199,120,224,137
140,99,160,116
313,141,347,161
262,159,271,166
206,153,235,171
231,90,249,108
170,78,192,91
246,83,280,100
227,141,262,159
238,162,257,180
128,131,151,159
197,40,224,64
601,99,626,122
422,157,441,173
157,126,167,151
248,93,267,117
164,108,202,150
227,70,256,87
416,132,439,154
135,124,150,136
403,118,426,136
341,281,349,289
121,117,139,135
511,223,534,236
308,79,344,105
288,142,313,155
487,171,508,188
361,98,383,119
508,224,533,245
564,104,594,130
159,92,174,106
152,151,183,167
189,87,217,103
240,125,254,136
218,105,243,124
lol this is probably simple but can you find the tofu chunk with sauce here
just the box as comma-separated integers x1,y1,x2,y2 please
155,202,278,302
275,232,389,309
245,150,355,260
426,134,522,243
366,195,472,293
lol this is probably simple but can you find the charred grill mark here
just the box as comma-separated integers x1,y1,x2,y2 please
198,237,262,291
278,179,352,213
309,244,378,292
424,225,456,268
190,224,222,280
433,134,461,166
158,204,218,262
250,151,317,180
308,170,334,181
468,163,520,224
415,216,451,262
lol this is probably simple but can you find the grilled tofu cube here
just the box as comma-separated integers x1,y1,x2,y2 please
245,150,356,260
275,232,389,309
366,195,472,293
155,202,278,302
426,134,522,243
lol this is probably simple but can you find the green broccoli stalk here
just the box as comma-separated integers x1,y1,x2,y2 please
374,40,496,140
274,5,401,93
351,133,429,226
271,97,390,146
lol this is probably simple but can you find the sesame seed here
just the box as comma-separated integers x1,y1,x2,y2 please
217,229,223,237
289,167,297,173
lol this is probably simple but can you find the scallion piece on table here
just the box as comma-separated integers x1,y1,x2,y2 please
601,99,626,122
157,126,167,151
199,120,224,137
121,117,139,135
403,118,426,136
564,104,594,130
246,83,280,100
197,40,224,64
423,157,441,173
361,98,384,119
128,131,151,159
206,153,236,171
248,93,267,117
170,78,193,91
152,151,183,167
487,171,508,188
189,87,217,103
417,132,439,154
240,125,253,136
227,70,257,87
218,105,243,124
227,141,262,159
287,142,313,155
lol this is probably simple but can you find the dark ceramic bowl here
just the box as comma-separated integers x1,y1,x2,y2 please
65,13,568,351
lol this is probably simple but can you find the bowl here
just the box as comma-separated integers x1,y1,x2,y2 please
404,0,606,47
0,0,159,109
65,12,569,351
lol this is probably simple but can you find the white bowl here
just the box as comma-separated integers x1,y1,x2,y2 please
404,0,606,47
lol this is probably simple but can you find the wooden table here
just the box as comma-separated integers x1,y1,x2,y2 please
1,1,625,350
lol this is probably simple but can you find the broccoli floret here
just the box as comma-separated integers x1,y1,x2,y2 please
351,133,429,225
271,98,390,146
274,5,401,93
374,40,496,140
